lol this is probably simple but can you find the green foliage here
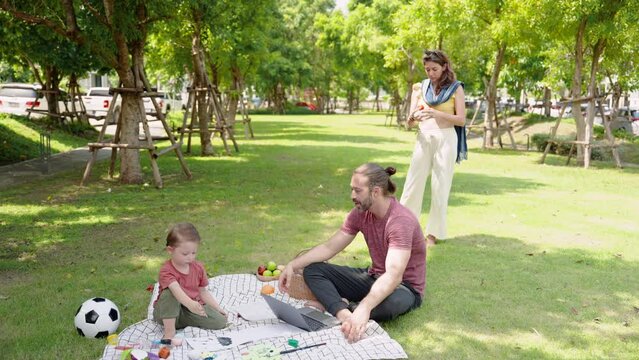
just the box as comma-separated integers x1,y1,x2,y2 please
530,132,609,160
523,113,556,126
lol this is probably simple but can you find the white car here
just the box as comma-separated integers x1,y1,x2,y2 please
0,83,47,116
593,108,639,135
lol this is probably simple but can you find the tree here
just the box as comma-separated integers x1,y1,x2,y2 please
540,0,636,164
254,0,333,114
0,12,99,118
1,1,172,184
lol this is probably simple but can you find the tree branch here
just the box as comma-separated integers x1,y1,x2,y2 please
140,15,172,26
81,0,111,29
61,0,78,36
0,2,68,39
0,1,118,69
23,55,44,86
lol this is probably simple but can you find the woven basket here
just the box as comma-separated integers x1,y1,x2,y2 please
287,269,317,301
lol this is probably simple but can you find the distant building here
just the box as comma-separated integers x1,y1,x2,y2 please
78,73,110,90
624,91,639,108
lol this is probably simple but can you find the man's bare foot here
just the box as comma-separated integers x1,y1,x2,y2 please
426,235,437,247
304,299,326,312
304,298,350,313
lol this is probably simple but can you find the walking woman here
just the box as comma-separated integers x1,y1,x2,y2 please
400,49,467,247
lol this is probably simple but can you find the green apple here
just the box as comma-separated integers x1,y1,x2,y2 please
266,261,277,271
262,270,273,277
272,269,282,277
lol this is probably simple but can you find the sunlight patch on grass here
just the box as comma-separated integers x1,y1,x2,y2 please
0,204,49,216
129,255,165,271
188,156,249,164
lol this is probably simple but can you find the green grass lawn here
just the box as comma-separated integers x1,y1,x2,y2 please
1,114,638,359
0,113,96,165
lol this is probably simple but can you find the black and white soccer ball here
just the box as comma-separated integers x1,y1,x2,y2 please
74,297,121,338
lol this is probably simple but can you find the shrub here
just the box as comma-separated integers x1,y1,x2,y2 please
531,132,610,161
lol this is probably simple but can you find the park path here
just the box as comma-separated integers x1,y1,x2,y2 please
0,148,111,189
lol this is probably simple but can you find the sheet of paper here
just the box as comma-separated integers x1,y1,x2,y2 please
186,324,304,351
234,300,276,321
228,323,303,345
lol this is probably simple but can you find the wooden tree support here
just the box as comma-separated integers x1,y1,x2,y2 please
81,67,192,189
179,83,240,155
539,95,622,169
465,98,516,149
237,81,254,139
384,103,395,127
25,79,90,127
466,99,484,146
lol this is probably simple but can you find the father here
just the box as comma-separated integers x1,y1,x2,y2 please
279,163,426,343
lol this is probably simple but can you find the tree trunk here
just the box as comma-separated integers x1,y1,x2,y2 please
374,86,380,112
191,13,214,156
609,76,622,116
583,37,607,166
543,86,551,117
400,54,417,126
272,83,285,114
226,65,241,127
572,17,587,164
115,50,143,184
44,65,61,117
484,43,506,148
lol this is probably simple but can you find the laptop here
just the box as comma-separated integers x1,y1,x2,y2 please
261,294,341,331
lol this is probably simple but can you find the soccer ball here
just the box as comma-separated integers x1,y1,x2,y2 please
74,297,121,338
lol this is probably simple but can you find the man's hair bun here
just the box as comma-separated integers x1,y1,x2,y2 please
385,167,396,176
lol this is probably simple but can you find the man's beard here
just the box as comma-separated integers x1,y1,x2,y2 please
353,194,373,212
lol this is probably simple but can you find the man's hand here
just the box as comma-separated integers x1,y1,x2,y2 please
340,305,370,343
186,301,207,317
278,263,295,293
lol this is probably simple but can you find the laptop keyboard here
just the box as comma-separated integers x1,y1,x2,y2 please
302,315,326,331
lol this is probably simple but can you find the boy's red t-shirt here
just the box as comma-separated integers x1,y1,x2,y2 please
341,197,426,297
155,260,208,305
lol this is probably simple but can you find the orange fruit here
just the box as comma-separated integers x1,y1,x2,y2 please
261,284,275,295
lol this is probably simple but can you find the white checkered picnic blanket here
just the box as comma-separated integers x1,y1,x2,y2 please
100,274,407,360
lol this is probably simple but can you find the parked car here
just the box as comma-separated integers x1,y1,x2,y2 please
142,91,166,116
591,107,639,135
0,83,46,116
618,108,639,136
295,101,317,111
0,83,80,117
82,87,121,124
157,92,184,112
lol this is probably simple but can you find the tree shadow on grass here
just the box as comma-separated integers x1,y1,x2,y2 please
539,154,639,174
382,234,639,359
251,119,399,144
471,147,532,157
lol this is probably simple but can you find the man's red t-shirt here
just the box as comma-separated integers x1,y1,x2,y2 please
341,197,426,297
